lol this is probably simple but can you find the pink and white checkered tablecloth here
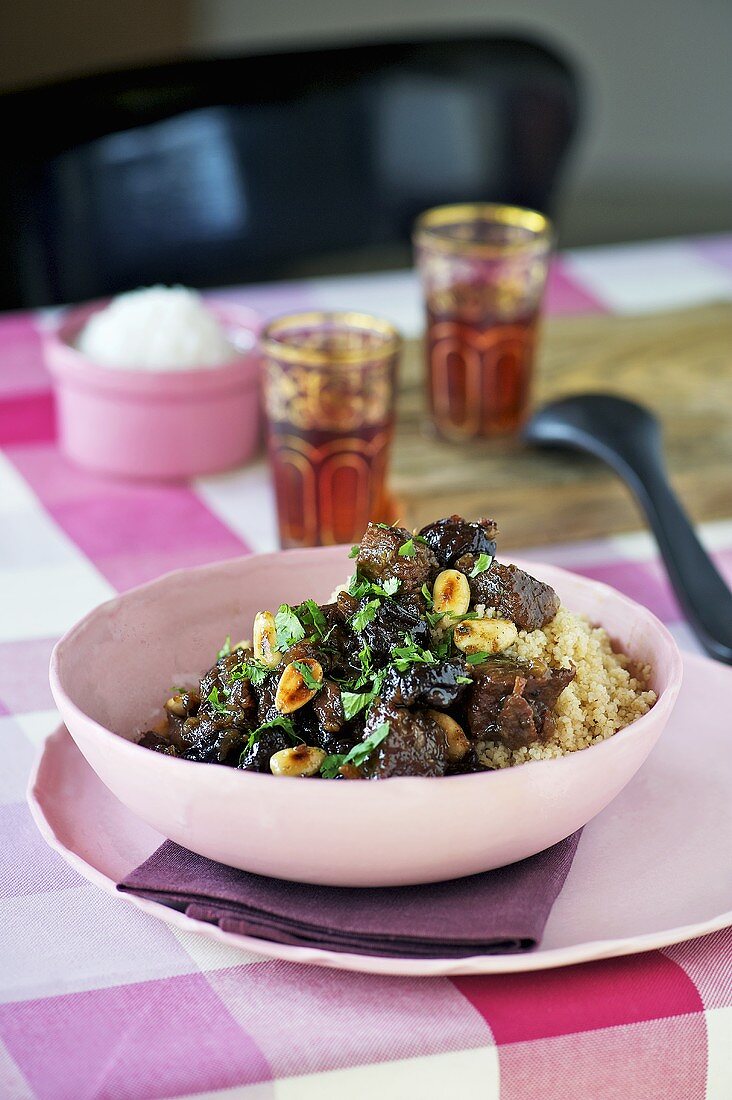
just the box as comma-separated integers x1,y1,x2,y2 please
1,236,732,1099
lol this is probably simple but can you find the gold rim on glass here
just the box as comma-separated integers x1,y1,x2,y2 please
413,203,553,257
260,311,402,367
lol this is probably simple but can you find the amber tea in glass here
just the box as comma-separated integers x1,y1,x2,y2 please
260,311,400,548
414,203,552,439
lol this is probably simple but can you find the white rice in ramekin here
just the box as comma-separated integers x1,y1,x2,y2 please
77,285,235,370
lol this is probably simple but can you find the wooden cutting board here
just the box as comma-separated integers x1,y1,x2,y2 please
391,303,732,549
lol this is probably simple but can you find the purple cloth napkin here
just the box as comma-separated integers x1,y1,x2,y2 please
119,832,581,958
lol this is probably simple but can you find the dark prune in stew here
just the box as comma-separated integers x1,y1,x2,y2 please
181,719,246,765
464,560,560,631
361,699,448,778
238,727,290,772
356,522,438,595
316,602,362,677
282,639,328,668
381,657,470,708
418,515,498,568
357,594,431,658
138,731,179,756
199,649,248,694
255,674,282,725
312,678,345,733
226,677,257,714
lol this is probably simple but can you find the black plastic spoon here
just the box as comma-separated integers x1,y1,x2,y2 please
524,393,732,664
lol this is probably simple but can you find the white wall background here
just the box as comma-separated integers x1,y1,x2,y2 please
1,1,729,244
190,0,732,243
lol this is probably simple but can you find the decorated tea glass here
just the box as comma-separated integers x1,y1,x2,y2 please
414,203,553,439
260,311,401,548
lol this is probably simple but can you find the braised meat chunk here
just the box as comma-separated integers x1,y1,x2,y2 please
361,700,448,778
465,561,560,632
496,694,537,750
419,515,498,569
466,655,576,749
312,678,346,733
356,522,438,595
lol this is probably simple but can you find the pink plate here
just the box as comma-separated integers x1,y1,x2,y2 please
29,652,732,975
48,549,682,887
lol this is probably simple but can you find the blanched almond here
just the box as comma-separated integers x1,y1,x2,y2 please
253,611,282,668
164,694,187,717
275,658,323,714
432,569,471,617
270,745,326,776
427,709,470,762
452,617,518,655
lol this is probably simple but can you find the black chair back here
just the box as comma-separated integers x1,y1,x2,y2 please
0,35,580,308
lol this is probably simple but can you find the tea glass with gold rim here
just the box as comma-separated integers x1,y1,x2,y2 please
260,311,401,548
413,203,553,440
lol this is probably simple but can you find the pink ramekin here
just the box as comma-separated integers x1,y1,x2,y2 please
44,300,262,480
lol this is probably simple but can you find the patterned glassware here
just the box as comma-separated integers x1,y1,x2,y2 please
414,203,553,439
260,311,401,548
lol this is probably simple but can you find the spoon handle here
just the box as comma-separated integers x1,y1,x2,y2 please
607,451,732,664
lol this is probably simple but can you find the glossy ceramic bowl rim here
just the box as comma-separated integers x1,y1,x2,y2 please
44,299,261,393
49,550,684,790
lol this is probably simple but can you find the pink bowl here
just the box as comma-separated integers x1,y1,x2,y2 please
49,548,683,887
44,300,262,479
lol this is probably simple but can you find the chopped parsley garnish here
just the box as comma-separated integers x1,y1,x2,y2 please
426,609,446,628
470,553,493,577
292,660,323,692
295,598,328,640
348,544,360,558
338,643,385,720
358,642,373,679
397,538,416,558
275,603,305,650
392,634,436,671
341,689,377,721
367,576,401,599
348,574,372,599
320,721,391,777
206,685,229,714
241,715,300,760
466,651,491,665
421,582,434,606
230,659,269,687
351,598,381,633
457,674,473,684
346,722,391,767
349,572,399,600
320,754,346,778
